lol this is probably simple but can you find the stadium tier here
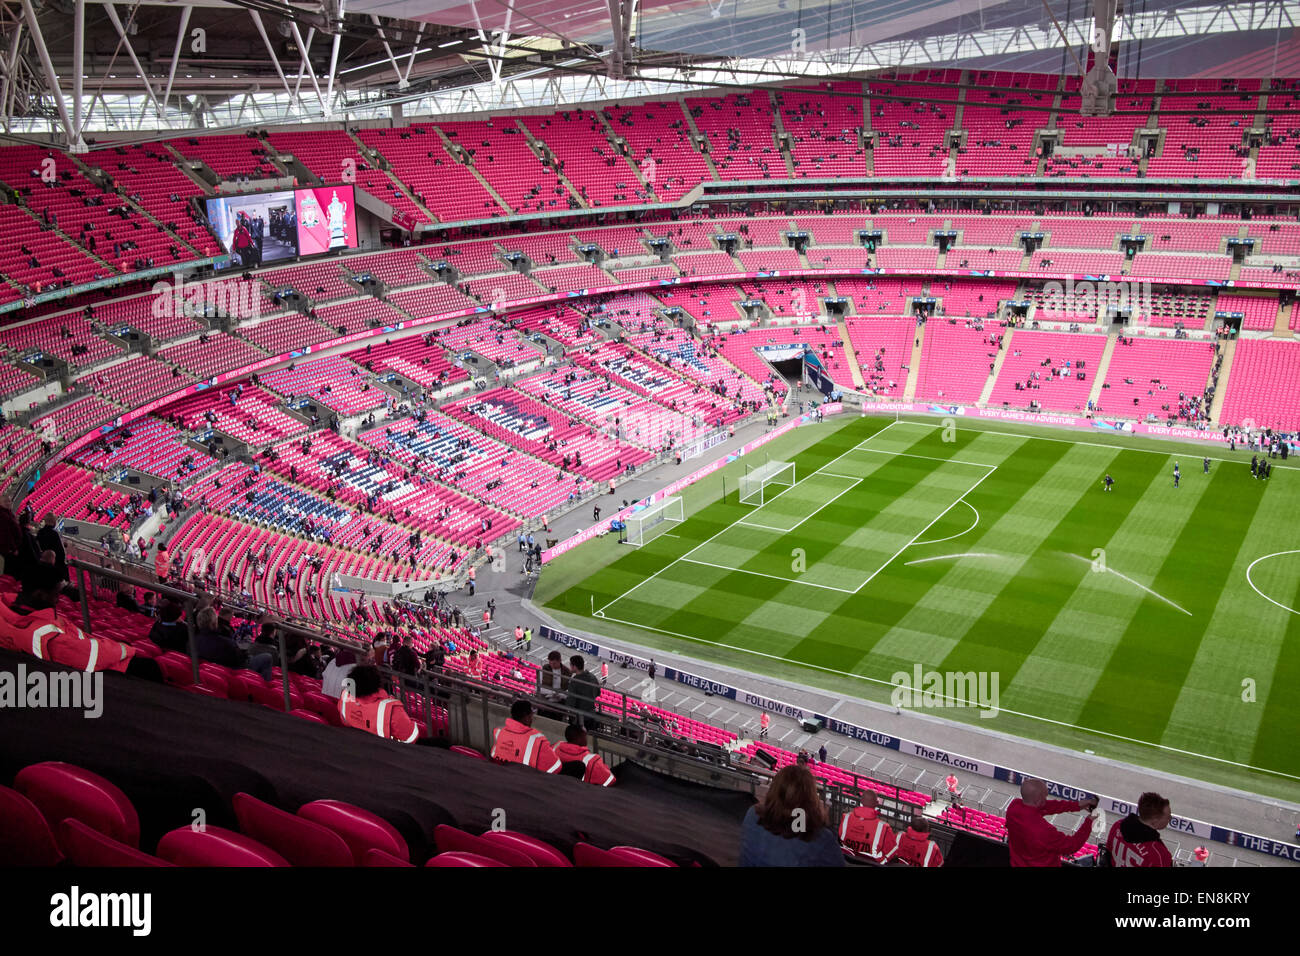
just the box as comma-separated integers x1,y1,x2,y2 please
3,62,1300,886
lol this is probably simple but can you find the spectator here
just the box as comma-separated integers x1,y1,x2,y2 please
565,654,601,730
339,663,418,743
390,634,421,676
886,815,944,867
1104,792,1174,867
490,699,561,773
555,724,616,787
1005,778,1097,867
839,791,896,862
321,648,359,699
147,600,188,653
0,495,21,576
739,764,845,867
194,606,272,680
35,514,68,585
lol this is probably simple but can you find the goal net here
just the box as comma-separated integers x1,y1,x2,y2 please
739,460,796,506
626,496,685,546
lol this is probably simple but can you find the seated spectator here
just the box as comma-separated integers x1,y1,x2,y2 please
490,699,561,773
1006,777,1097,867
555,724,616,787
1104,792,1174,867
839,791,896,862
321,648,359,699
887,815,944,867
194,606,272,680
739,764,845,867
338,663,418,743
114,583,141,614
148,600,189,653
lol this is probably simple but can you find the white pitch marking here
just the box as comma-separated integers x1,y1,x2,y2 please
594,420,902,615
1245,550,1300,616
904,551,1003,566
677,557,858,593
585,609,1299,781
1063,552,1193,616
912,499,980,546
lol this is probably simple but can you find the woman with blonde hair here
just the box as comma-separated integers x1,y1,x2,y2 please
739,764,845,867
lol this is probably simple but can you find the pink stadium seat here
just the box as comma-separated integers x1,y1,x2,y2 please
433,825,537,866
449,745,487,759
362,848,416,867
0,784,64,866
302,691,346,726
156,826,289,867
426,851,507,867
297,799,409,865
15,761,140,849
573,842,674,867
290,708,329,725
57,818,172,867
478,830,573,867
232,793,353,867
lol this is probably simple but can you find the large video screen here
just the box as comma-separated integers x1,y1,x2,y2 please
205,184,358,269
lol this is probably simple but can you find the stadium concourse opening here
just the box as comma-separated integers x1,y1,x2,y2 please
0,0,1295,922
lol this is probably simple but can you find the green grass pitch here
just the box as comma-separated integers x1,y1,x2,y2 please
540,415,1300,800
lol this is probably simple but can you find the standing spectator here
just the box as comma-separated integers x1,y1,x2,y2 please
390,634,421,676
540,650,570,699
759,711,770,739
1104,792,1174,867
647,658,656,682
739,765,845,867
565,654,601,730
1005,778,1097,867
0,495,21,576
886,815,944,867
818,744,828,765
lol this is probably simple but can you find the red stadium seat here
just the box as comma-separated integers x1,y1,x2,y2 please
573,842,674,867
433,825,536,866
301,690,345,726
15,761,140,849
0,785,64,866
58,819,172,867
289,708,328,724
449,745,487,759
232,793,352,867
362,848,416,867
478,829,572,867
156,826,290,866
426,851,506,867
297,799,409,865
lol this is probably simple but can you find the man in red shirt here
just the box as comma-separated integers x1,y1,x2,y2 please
1105,792,1174,867
1005,778,1097,866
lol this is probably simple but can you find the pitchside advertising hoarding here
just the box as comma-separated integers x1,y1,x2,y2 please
538,622,1300,861
204,184,359,269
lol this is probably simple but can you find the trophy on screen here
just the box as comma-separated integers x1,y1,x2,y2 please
327,190,349,249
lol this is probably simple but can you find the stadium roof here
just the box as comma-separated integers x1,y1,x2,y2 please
1,0,1297,145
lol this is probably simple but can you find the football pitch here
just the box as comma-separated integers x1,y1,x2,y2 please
541,415,1300,799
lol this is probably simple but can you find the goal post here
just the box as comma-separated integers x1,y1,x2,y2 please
626,495,685,546
738,460,796,506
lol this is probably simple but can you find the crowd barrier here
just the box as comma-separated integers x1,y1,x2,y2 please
538,620,1300,863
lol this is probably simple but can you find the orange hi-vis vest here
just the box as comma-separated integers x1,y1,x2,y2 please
154,551,170,581
490,718,561,773
554,741,615,787
0,604,134,673
839,806,897,861
338,688,419,743
888,827,944,867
